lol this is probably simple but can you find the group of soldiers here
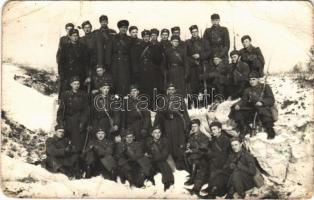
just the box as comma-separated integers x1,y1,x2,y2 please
45,13,277,198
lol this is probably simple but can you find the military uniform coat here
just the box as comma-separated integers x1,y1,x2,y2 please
240,45,265,77
95,27,116,69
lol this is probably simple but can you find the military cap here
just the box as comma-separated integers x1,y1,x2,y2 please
211,13,220,20
161,28,170,35
65,23,74,29
213,53,222,59
99,15,108,22
95,127,105,134
170,35,180,41
241,35,252,43
69,75,80,83
167,82,176,88
171,26,180,33
209,121,222,129
150,125,162,133
69,29,79,36
189,25,198,32
191,119,201,126
129,26,138,32
81,20,92,28
230,137,241,143
129,84,139,90
121,129,134,137
55,124,64,131
150,28,159,36
230,50,240,57
249,71,259,79
98,81,111,89
141,29,151,37
96,64,104,69
117,20,129,28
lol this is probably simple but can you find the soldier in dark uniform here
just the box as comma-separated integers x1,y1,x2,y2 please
106,20,132,96
226,50,250,99
129,26,139,41
91,81,120,140
204,121,231,199
90,65,113,95
57,29,90,98
203,13,230,64
224,138,256,198
57,76,89,153
229,71,276,139
45,124,80,178
164,35,189,95
239,35,265,77
144,126,174,191
160,28,171,50
154,83,190,170
95,15,117,70
56,23,74,64
150,28,159,44
115,130,154,188
84,128,117,180
122,84,151,141
186,25,211,107
184,119,210,196
171,26,181,37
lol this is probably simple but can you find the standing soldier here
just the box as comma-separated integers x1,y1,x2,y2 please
80,21,97,74
229,71,276,139
184,119,209,196
91,81,120,140
106,20,132,96
56,23,74,63
56,76,89,153
144,126,175,191
95,15,117,70
57,29,90,98
45,124,80,178
122,85,151,141
203,13,230,64
239,35,265,77
160,28,171,51
150,28,159,44
129,26,139,41
154,83,190,170
171,26,186,47
226,50,250,99
164,35,189,95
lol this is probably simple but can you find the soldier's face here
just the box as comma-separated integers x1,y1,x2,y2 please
191,29,199,38
213,57,222,65
161,32,169,40
130,88,139,98
191,124,200,133
143,35,150,42
56,129,65,138
167,87,176,95
125,135,134,144
66,26,73,35
231,55,239,63
70,33,79,43
151,34,158,41
130,29,138,38
242,39,251,48
171,39,179,48
96,68,104,76
152,129,162,140
249,78,259,86
100,20,108,28
119,26,128,34
96,131,106,140
231,141,242,153
211,126,221,137
83,24,92,34
70,81,80,90
100,86,110,95
211,19,220,26
172,31,180,36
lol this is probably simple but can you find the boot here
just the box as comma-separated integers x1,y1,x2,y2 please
164,181,174,191
265,123,276,139
184,164,197,186
85,165,92,179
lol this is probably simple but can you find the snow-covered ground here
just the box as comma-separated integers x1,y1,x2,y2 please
1,63,313,198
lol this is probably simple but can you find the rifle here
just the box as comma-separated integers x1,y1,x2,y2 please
200,28,208,108
233,23,236,51
83,71,92,152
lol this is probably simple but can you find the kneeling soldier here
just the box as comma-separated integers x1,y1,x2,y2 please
144,126,174,191
45,124,80,178
115,130,154,188
84,128,116,180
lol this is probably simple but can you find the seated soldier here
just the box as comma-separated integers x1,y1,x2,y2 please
84,128,116,180
224,138,256,199
144,126,174,191
45,124,80,178
229,71,276,139
204,121,231,199
91,65,113,94
115,130,154,188
184,119,209,196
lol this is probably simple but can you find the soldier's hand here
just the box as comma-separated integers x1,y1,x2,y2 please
92,90,99,94
79,123,84,131
115,136,122,143
255,101,263,107
84,77,91,84
89,145,94,150
192,54,200,59
112,125,119,132
235,105,240,110
65,146,71,153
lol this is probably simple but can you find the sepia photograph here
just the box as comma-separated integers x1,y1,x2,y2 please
1,0,313,199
